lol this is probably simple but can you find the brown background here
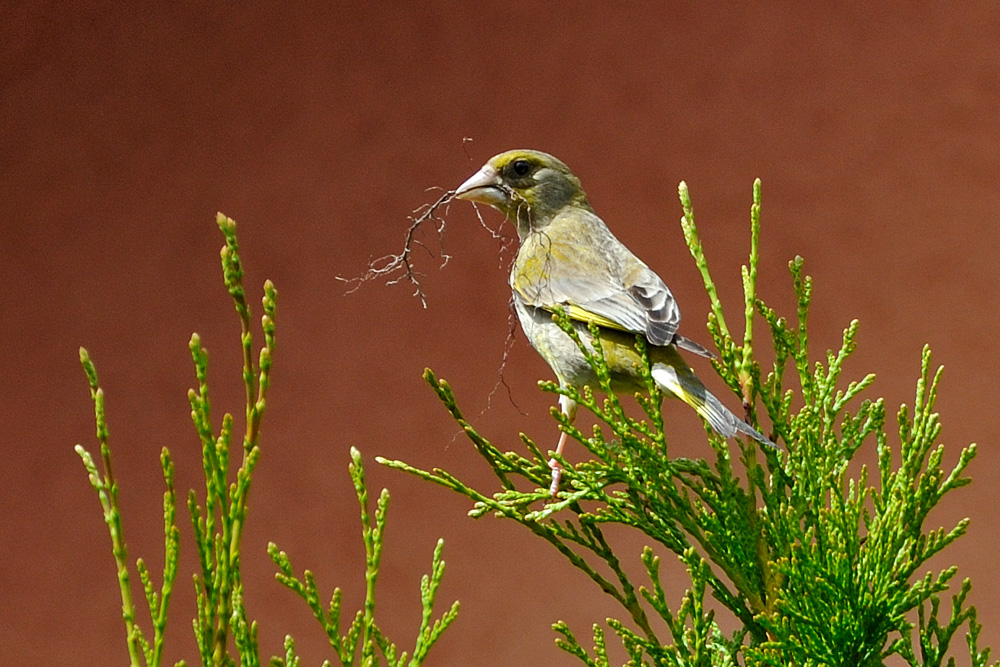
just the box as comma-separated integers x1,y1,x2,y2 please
3,3,998,664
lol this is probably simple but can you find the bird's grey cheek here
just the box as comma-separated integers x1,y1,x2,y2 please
534,167,554,183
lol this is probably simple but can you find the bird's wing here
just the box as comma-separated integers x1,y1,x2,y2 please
511,209,681,346
586,263,680,346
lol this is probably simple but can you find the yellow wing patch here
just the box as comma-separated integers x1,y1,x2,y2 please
549,303,630,333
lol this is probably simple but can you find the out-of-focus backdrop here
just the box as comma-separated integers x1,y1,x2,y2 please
3,3,998,664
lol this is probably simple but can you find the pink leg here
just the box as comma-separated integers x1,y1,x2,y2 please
549,395,578,496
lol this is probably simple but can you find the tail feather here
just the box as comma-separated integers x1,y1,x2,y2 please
651,364,778,449
672,334,717,360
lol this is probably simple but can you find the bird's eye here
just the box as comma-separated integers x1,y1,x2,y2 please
511,159,532,177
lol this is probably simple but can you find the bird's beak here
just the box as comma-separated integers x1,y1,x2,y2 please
455,164,508,206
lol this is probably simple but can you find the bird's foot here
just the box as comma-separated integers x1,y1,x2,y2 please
548,458,563,497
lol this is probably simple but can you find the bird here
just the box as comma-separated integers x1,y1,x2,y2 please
454,149,776,494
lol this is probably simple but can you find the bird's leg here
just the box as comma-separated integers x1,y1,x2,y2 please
549,394,578,496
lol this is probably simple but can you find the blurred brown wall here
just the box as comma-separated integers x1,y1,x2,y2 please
2,2,999,664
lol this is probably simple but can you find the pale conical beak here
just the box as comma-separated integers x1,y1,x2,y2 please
455,165,508,206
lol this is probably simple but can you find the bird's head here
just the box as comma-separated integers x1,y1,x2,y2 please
455,150,592,234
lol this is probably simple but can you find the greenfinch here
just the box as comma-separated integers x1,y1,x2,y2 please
455,149,775,492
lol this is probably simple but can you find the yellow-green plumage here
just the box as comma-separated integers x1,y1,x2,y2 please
455,149,775,453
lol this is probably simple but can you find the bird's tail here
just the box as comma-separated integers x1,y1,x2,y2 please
651,363,778,449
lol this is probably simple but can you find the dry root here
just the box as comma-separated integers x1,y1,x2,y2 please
337,189,457,308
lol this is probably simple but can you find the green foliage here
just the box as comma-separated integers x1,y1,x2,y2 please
76,361,181,667
381,180,992,666
77,214,457,667
268,447,459,667
186,213,276,667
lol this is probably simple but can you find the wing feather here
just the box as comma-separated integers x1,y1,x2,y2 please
511,208,681,346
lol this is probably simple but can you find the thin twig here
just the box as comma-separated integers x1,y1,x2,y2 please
478,298,527,418
337,189,456,308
